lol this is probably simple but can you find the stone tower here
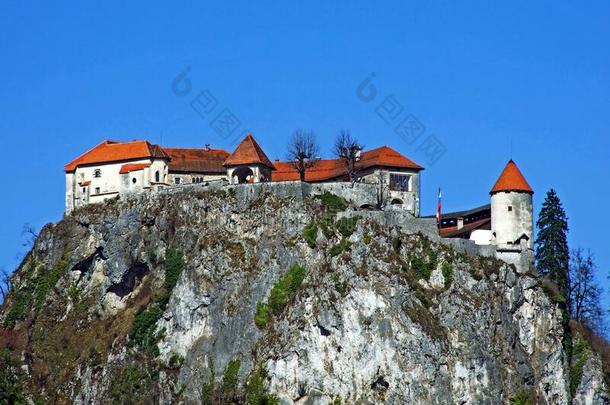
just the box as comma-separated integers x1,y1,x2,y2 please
490,160,534,250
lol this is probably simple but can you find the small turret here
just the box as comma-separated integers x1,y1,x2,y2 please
490,160,534,250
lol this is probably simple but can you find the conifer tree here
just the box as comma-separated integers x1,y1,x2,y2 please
535,189,570,304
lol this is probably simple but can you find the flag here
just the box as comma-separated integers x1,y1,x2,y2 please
436,188,442,226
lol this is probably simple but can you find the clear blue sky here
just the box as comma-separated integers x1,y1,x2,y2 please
1,1,608,318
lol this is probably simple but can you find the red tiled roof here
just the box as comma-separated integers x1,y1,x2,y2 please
358,146,423,170
163,147,230,173
271,145,423,182
223,135,276,169
119,163,151,174
272,159,347,182
490,160,533,194
64,140,169,172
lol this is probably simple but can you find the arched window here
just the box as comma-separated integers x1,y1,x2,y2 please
155,171,160,182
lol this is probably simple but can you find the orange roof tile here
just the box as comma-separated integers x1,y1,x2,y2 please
358,146,423,170
119,163,151,174
223,135,276,169
163,147,229,173
65,140,169,172
272,159,347,182
490,160,533,194
271,145,423,182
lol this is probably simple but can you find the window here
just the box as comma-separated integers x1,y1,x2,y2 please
175,177,181,185
132,178,137,184
155,171,160,182
95,187,100,194
389,173,411,192
82,187,86,193
508,206,513,212
94,169,101,178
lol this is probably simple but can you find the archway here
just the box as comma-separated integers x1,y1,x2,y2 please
391,198,403,205
232,167,254,184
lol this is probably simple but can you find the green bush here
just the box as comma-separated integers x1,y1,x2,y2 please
130,248,184,355
411,249,438,281
4,258,70,328
330,238,351,257
201,358,215,404
319,216,335,239
441,262,453,289
303,222,318,248
169,354,185,369
336,216,359,238
315,192,349,212
164,248,184,291
130,304,165,356
509,388,533,405
254,303,271,329
246,369,280,405
0,349,26,405
110,364,156,404
34,257,69,310
3,287,33,329
570,335,590,395
253,264,306,327
222,359,241,392
268,264,306,315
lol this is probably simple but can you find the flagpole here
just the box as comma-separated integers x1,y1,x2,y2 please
436,187,442,229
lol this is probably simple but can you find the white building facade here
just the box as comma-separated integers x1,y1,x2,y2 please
65,136,426,216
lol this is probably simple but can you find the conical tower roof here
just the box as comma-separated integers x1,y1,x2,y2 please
490,160,533,194
223,134,276,170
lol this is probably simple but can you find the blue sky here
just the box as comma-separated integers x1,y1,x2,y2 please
1,1,608,318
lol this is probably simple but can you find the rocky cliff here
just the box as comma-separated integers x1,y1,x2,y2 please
0,184,608,404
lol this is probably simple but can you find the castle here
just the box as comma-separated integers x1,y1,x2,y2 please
64,134,534,262
64,134,423,215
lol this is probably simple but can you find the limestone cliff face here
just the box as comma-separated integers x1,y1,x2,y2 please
0,184,608,404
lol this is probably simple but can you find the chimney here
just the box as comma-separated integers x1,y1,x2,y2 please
457,217,464,230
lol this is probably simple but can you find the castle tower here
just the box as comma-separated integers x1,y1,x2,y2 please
490,160,534,250
223,134,276,184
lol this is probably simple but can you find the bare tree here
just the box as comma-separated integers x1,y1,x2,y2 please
0,267,12,302
375,170,389,209
287,130,320,182
569,248,603,330
22,223,38,249
333,129,363,184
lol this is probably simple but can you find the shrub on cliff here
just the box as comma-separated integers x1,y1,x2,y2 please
268,264,306,315
254,264,306,328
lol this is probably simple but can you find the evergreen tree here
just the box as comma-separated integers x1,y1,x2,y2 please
535,189,570,304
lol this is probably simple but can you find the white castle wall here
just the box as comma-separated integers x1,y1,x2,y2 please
491,191,533,249
66,158,169,213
